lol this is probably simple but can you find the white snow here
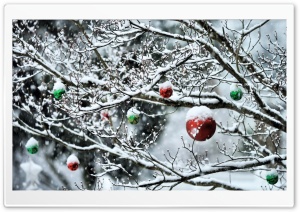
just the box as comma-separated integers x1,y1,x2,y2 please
142,55,152,61
230,83,239,92
30,85,36,90
38,83,47,91
67,154,80,164
127,107,140,117
159,81,173,89
266,169,278,177
186,106,214,122
53,80,65,91
80,76,106,86
14,95,21,102
25,137,38,148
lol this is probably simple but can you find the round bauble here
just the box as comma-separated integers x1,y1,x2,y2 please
127,107,140,124
25,137,39,154
53,81,66,100
67,154,80,171
159,81,173,98
266,169,279,185
186,106,216,141
230,83,243,101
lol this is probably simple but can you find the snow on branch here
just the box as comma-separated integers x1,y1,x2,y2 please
12,19,287,191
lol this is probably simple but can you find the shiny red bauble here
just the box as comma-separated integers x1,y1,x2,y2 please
160,87,173,98
159,81,173,98
67,154,80,171
67,162,79,171
186,117,216,141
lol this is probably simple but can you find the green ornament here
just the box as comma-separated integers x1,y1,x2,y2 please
230,89,243,100
53,89,65,100
266,173,278,185
26,145,39,154
230,84,243,101
25,137,39,154
128,115,139,124
127,107,140,125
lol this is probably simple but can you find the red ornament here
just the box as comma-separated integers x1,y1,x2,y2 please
67,154,80,171
101,110,109,120
67,162,79,171
186,118,216,141
186,106,216,141
159,81,173,98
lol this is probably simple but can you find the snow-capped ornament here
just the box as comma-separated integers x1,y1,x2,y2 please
266,169,278,185
127,107,140,124
67,154,80,171
186,106,216,141
230,83,243,101
53,81,66,100
25,137,39,154
159,81,173,98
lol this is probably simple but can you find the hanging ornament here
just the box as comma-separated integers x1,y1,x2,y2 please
127,107,140,124
186,106,216,141
101,110,109,121
25,137,39,154
266,169,279,185
53,80,66,100
159,81,173,98
230,83,243,101
67,154,80,171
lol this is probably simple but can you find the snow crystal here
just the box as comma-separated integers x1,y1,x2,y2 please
38,83,47,91
186,106,213,121
20,160,42,183
159,81,173,89
52,112,59,118
67,154,80,164
25,137,38,148
127,107,140,117
30,85,36,91
190,128,199,138
53,80,65,91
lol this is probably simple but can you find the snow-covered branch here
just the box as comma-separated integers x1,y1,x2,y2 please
12,19,287,191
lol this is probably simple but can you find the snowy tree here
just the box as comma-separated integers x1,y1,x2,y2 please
12,19,286,191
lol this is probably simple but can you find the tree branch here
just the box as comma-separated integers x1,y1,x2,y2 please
72,20,108,70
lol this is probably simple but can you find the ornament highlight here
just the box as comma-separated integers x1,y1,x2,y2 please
127,107,140,124
25,137,39,154
230,83,243,101
67,154,80,171
186,106,216,141
266,169,278,185
159,81,173,98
